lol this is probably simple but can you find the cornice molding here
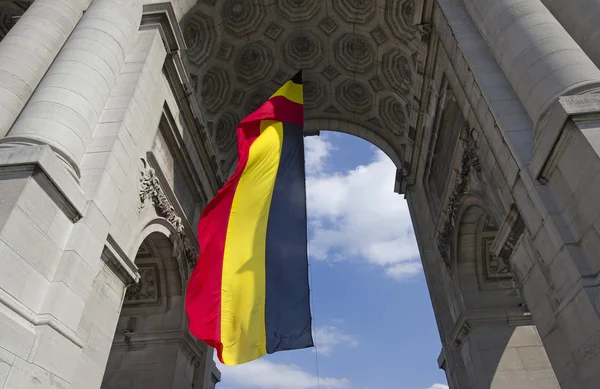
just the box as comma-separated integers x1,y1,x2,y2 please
449,307,533,349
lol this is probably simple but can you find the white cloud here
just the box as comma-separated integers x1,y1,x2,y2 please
385,262,423,281
217,359,348,389
304,135,335,175
304,136,421,281
313,325,359,356
427,384,449,389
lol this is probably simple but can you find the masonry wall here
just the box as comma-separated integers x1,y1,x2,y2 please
0,2,220,389
407,0,600,388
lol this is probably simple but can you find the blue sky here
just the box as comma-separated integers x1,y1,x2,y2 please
216,132,448,389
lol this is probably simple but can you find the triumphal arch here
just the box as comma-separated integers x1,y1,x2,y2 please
0,0,599,387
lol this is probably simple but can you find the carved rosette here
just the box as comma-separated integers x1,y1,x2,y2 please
215,112,240,151
335,33,374,73
384,0,417,42
304,78,326,109
336,79,373,114
222,0,266,36
139,159,199,271
201,67,231,114
283,32,323,69
379,96,407,136
235,42,274,84
184,12,216,66
332,0,376,24
382,48,413,96
125,264,160,305
277,0,320,21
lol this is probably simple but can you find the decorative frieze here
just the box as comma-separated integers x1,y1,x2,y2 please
437,135,481,266
139,158,199,269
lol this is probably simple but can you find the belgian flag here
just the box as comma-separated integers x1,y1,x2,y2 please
185,71,313,366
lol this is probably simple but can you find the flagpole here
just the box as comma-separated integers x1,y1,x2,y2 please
301,93,322,388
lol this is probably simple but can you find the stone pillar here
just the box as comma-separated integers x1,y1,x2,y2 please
1,0,143,176
462,0,600,132
540,0,600,69
0,0,90,136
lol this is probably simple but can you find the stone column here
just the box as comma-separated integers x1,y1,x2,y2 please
540,0,600,69
0,0,90,136
1,0,143,176
462,0,600,132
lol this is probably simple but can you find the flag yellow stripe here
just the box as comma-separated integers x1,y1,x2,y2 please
220,120,283,365
270,80,303,105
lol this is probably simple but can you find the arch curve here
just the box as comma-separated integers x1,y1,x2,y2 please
129,217,195,283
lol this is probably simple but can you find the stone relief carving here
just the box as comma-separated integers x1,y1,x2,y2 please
335,33,374,73
284,32,323,69
336,79,373,114
222,0,265,36
436,134,482,266
184,12,215,66
333,0,376,24
125,264,160,305
139,159,199,269
278,0,320,22
379,96,407,136
201,67,231,113
235,42,274,84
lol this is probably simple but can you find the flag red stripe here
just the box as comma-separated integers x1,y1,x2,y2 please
186,121,262,363
242,96,303,126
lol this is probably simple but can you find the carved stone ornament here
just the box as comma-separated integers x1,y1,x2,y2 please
436,133,482,267
139,158,199,269
125,264,160,305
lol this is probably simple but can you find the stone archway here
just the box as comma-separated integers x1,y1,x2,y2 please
446,203,559,389
101,232,213,389
180,0,423,176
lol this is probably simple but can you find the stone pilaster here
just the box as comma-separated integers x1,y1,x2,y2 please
0,0,90,136
1,0,143,177
462,0,600,131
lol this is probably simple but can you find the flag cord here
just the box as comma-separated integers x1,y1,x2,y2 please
307,238,322,389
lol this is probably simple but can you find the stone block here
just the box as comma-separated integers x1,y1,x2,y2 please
0,346,15,388
29,325,82,381
3,356,70,389
517,345,553,371
0,312,35,361
89,170,123,221
84,326,114,366
481,346,524,374
39,281,85,331
82,289,120,336
0,206,61,279
16,180,59,234
0,240,48,310
53,251,97,299
489,368,559,389
72,353,108,389
556,288,600,350
512,178,542,235
47,210,73,251
63,221,104,270
522,263,551,311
